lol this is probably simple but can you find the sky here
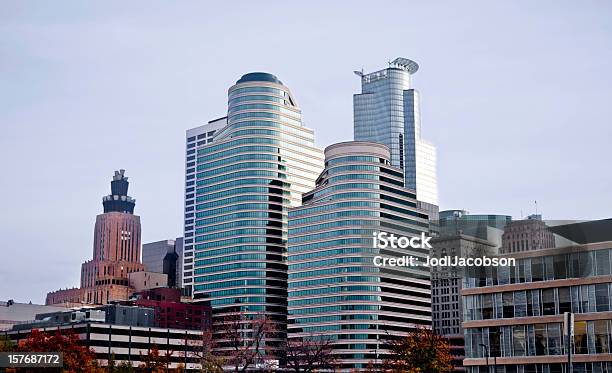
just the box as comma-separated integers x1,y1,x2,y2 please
1,1,611,303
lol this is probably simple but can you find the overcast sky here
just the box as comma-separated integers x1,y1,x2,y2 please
1,1,611,303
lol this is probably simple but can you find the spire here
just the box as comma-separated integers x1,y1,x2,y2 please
102,169,136,213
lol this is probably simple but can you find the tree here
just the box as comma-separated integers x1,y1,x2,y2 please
383,327,453,373
215,312,276,373
18,328,102,373
115,361,136,373
138,344,172,372
0,335,15,352
284,336,336,373
183,330,224,373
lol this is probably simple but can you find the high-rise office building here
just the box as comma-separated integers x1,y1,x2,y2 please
186,72,324,357
46,170,146,305
287,141,431,371
183,117,228,296
431,234,498,372
354,57,438,206
142,238,183,288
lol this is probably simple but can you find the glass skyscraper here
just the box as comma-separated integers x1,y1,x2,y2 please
354,57,438,206
187,72,324,357
287,141,431,371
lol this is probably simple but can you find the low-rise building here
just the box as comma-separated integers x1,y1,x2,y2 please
462,220,612,373
0,300,69,331
4,322,205,370
134,288,211,331
128,271,168,292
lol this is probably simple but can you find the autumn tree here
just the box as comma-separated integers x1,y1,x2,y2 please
17,328,102,372
383,327,453,373
138,344,173,372
284,336,336,373
0,335,15,352
215,312,277,373
182,330,224,373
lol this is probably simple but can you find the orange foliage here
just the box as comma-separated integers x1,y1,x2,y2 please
383,327,453,373
18,328,102,373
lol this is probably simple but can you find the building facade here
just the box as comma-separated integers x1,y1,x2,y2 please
5,322,205,370
501,215,555,254
187,72,324,357
0,300,68,331
142,238,183,287
439,210,512,243
46,170,146,306
353,57,438,206
287,141,431,371
462,241,612,373
183,118,228,296
135,288,212,331
431,234,498,372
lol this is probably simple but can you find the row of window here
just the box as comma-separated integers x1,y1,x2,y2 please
196,194,288,211
465,362,612,373
194,202,286,219
195,219,285,234
465,249,612,288
195,235,285,250
195,245,281,259
196,153,280,171
289,256,372,270
228,111,301,126
228,86,287,98
465,319,612,358
464,283,612,321
196,177,290,198
196,211,284,227
196,161,286,179
196,170,287,187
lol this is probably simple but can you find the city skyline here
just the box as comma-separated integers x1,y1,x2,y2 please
2,1,612,303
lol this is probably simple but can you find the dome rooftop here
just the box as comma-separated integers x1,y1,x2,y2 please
236,72,282,85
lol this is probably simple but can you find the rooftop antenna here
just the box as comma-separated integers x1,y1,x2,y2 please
535,200,538,216
353,67,364,77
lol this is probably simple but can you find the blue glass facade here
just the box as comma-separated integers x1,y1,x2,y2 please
189,73,324,356
354,58,438,205
287,141,431,371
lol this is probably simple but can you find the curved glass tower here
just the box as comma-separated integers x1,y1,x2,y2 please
192,72,324,357
287,141,431,371
354,58,438,206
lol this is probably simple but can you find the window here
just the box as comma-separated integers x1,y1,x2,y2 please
546,323,562,355
574,321,588,354
542,288,556,315
482,294,493,319
503,292,514,318
553,254,567,279
534,324,547,356
558,287,571,314
593,320,610,353
513,325,526,356
595,249,611,276
595,283,609,312
514,291,527,317
531,257,544,282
